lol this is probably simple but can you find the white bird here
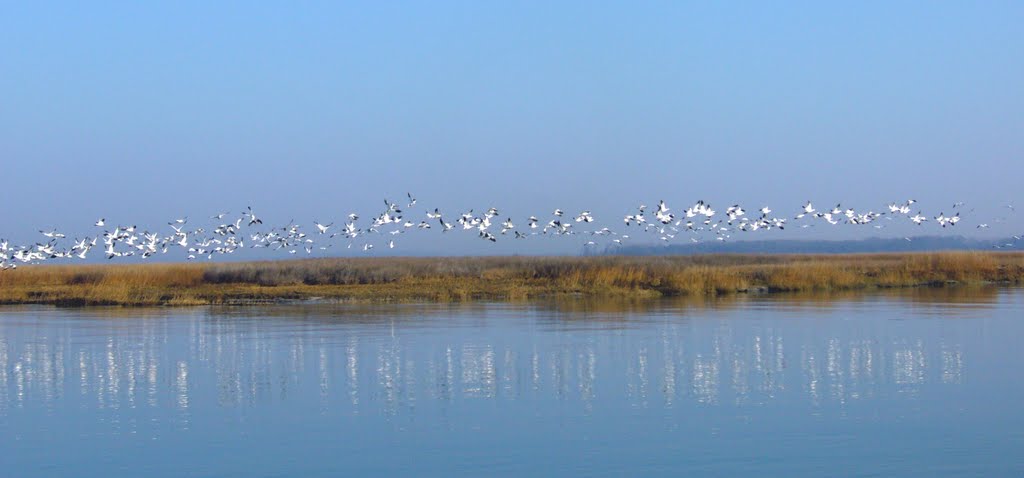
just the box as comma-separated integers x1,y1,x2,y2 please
655,201,673,224
796,201,815,219
314,222,332,234
247,207,262,226
935,212,960,228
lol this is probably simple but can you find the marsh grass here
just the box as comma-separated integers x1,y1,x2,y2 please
1,252,1022,306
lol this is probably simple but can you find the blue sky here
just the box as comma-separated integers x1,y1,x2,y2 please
1,2,1022,253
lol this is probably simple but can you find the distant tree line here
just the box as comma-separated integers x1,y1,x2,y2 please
608,236,1019,256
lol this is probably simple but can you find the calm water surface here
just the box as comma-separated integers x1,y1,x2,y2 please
2,288,1023,476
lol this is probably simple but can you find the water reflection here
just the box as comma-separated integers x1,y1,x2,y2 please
0,288,1015,422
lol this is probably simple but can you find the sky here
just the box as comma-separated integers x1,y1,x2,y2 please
1,2,1022,255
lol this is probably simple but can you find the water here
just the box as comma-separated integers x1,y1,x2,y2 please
2,288,1023,477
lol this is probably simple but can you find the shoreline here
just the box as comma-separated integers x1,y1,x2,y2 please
0,252,1021,307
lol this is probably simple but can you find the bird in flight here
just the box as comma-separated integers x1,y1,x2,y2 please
0,193,1015,267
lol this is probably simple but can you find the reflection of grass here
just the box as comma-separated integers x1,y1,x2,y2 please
0,252,1021,307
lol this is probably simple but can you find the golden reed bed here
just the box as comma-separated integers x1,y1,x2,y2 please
0,252,1022,307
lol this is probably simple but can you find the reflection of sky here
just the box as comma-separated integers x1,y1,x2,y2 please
1,289,1023,476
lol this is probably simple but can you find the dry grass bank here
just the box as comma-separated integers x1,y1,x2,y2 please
0,252,1022,307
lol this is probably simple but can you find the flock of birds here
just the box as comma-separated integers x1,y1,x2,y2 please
1,195,1019,269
